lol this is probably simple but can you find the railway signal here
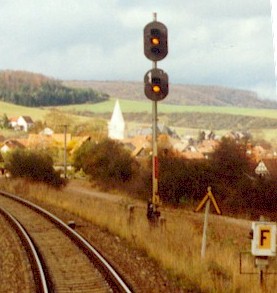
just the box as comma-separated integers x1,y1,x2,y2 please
144,68,168,101
144,13,168,226
144,20,168,61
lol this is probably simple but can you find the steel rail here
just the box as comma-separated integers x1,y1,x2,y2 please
0,190,133,293
0,206,49,293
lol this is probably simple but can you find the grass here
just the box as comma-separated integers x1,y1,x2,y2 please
0,101,91,123
57,98,277,119
2,97,277,120
0,101,48,121
1,178,276,292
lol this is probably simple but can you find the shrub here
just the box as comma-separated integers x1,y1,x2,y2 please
158,150,212,204
210,137,252,186
4,149,65,187
73,138,138,187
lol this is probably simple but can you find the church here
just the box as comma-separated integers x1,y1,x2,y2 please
108,99,125,140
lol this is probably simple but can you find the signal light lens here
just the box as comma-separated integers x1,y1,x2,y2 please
151,37,160,45
152,85,161,93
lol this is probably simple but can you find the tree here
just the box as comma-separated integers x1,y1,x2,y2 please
29,120,45,133
210,137,252,186
72,140,96,172
44,109,73,133
4,149,65,187
73,138,138,186
0,70,109,107
158,150,212,204
1,113,10,129
72,119,107,140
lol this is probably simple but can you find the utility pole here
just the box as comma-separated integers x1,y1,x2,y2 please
63,124,68,179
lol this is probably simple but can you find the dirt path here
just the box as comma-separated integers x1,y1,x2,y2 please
65,179,146,207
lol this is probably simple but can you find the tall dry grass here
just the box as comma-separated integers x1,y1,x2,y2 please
1,178,276,292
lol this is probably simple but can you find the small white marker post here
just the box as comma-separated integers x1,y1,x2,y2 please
194,186,221,259
201,196,210,259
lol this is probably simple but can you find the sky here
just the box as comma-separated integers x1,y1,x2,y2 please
0,0,276,101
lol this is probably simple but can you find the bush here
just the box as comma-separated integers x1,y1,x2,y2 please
73,138,138,187
4,149,65,187
158,150,213,204
210,137,252,186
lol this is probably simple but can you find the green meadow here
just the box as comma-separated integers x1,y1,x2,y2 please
2,98,277,119
1,99,277,142
0,101,49,121
58,98,277,119
0,101,89,123
55,99,277,143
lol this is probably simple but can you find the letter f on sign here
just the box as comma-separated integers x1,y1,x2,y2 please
260,229,270,248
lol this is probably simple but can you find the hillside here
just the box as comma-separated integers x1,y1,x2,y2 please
63,80,277,109
0,70,108,107
1,70,276,109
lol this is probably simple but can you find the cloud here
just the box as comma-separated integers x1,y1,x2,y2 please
0,0,275,100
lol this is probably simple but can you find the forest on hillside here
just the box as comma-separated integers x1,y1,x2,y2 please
65,80,277,109
69,110,277,130
0,70,109,107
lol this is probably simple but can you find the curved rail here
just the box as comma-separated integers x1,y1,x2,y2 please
0,207,49,293
0,190,133,293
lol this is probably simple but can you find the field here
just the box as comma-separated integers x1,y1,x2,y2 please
2,98,277,120
1,99,277,142
0,101,90,123
57,98,277,119
0,101,49,121
1,178,276,292
58,99,277,142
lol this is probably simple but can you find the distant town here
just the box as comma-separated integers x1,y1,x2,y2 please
1,99,277,179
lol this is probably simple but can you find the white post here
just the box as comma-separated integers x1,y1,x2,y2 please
201,198,210,259
63,125,67,179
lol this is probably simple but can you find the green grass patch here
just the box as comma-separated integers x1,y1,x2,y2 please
0,101,91,123
0,101,48,120
57,98,277,119
2,98,277,120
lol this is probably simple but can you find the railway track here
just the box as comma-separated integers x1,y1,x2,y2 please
0,190,133,293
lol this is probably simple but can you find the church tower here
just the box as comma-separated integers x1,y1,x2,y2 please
108,99,125,140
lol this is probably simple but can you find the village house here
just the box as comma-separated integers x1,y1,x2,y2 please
9,116,34,132
122,135,152,158
39,127,54,136
197,139,219,159
0,139,25,153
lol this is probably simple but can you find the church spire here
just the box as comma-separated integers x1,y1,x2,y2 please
108,99,125,139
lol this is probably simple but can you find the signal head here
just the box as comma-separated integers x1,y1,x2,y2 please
144,68,168,101
144,21,168,61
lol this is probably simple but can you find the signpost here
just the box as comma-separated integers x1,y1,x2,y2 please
194,186,221,215
250,220,277,288
240,218,277,289
194,186,221,258
255,160,269,177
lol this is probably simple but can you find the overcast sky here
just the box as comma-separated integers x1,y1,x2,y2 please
0,0,276,100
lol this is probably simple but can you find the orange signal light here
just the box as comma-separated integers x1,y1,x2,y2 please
151,37,160,45
152,85,161,93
